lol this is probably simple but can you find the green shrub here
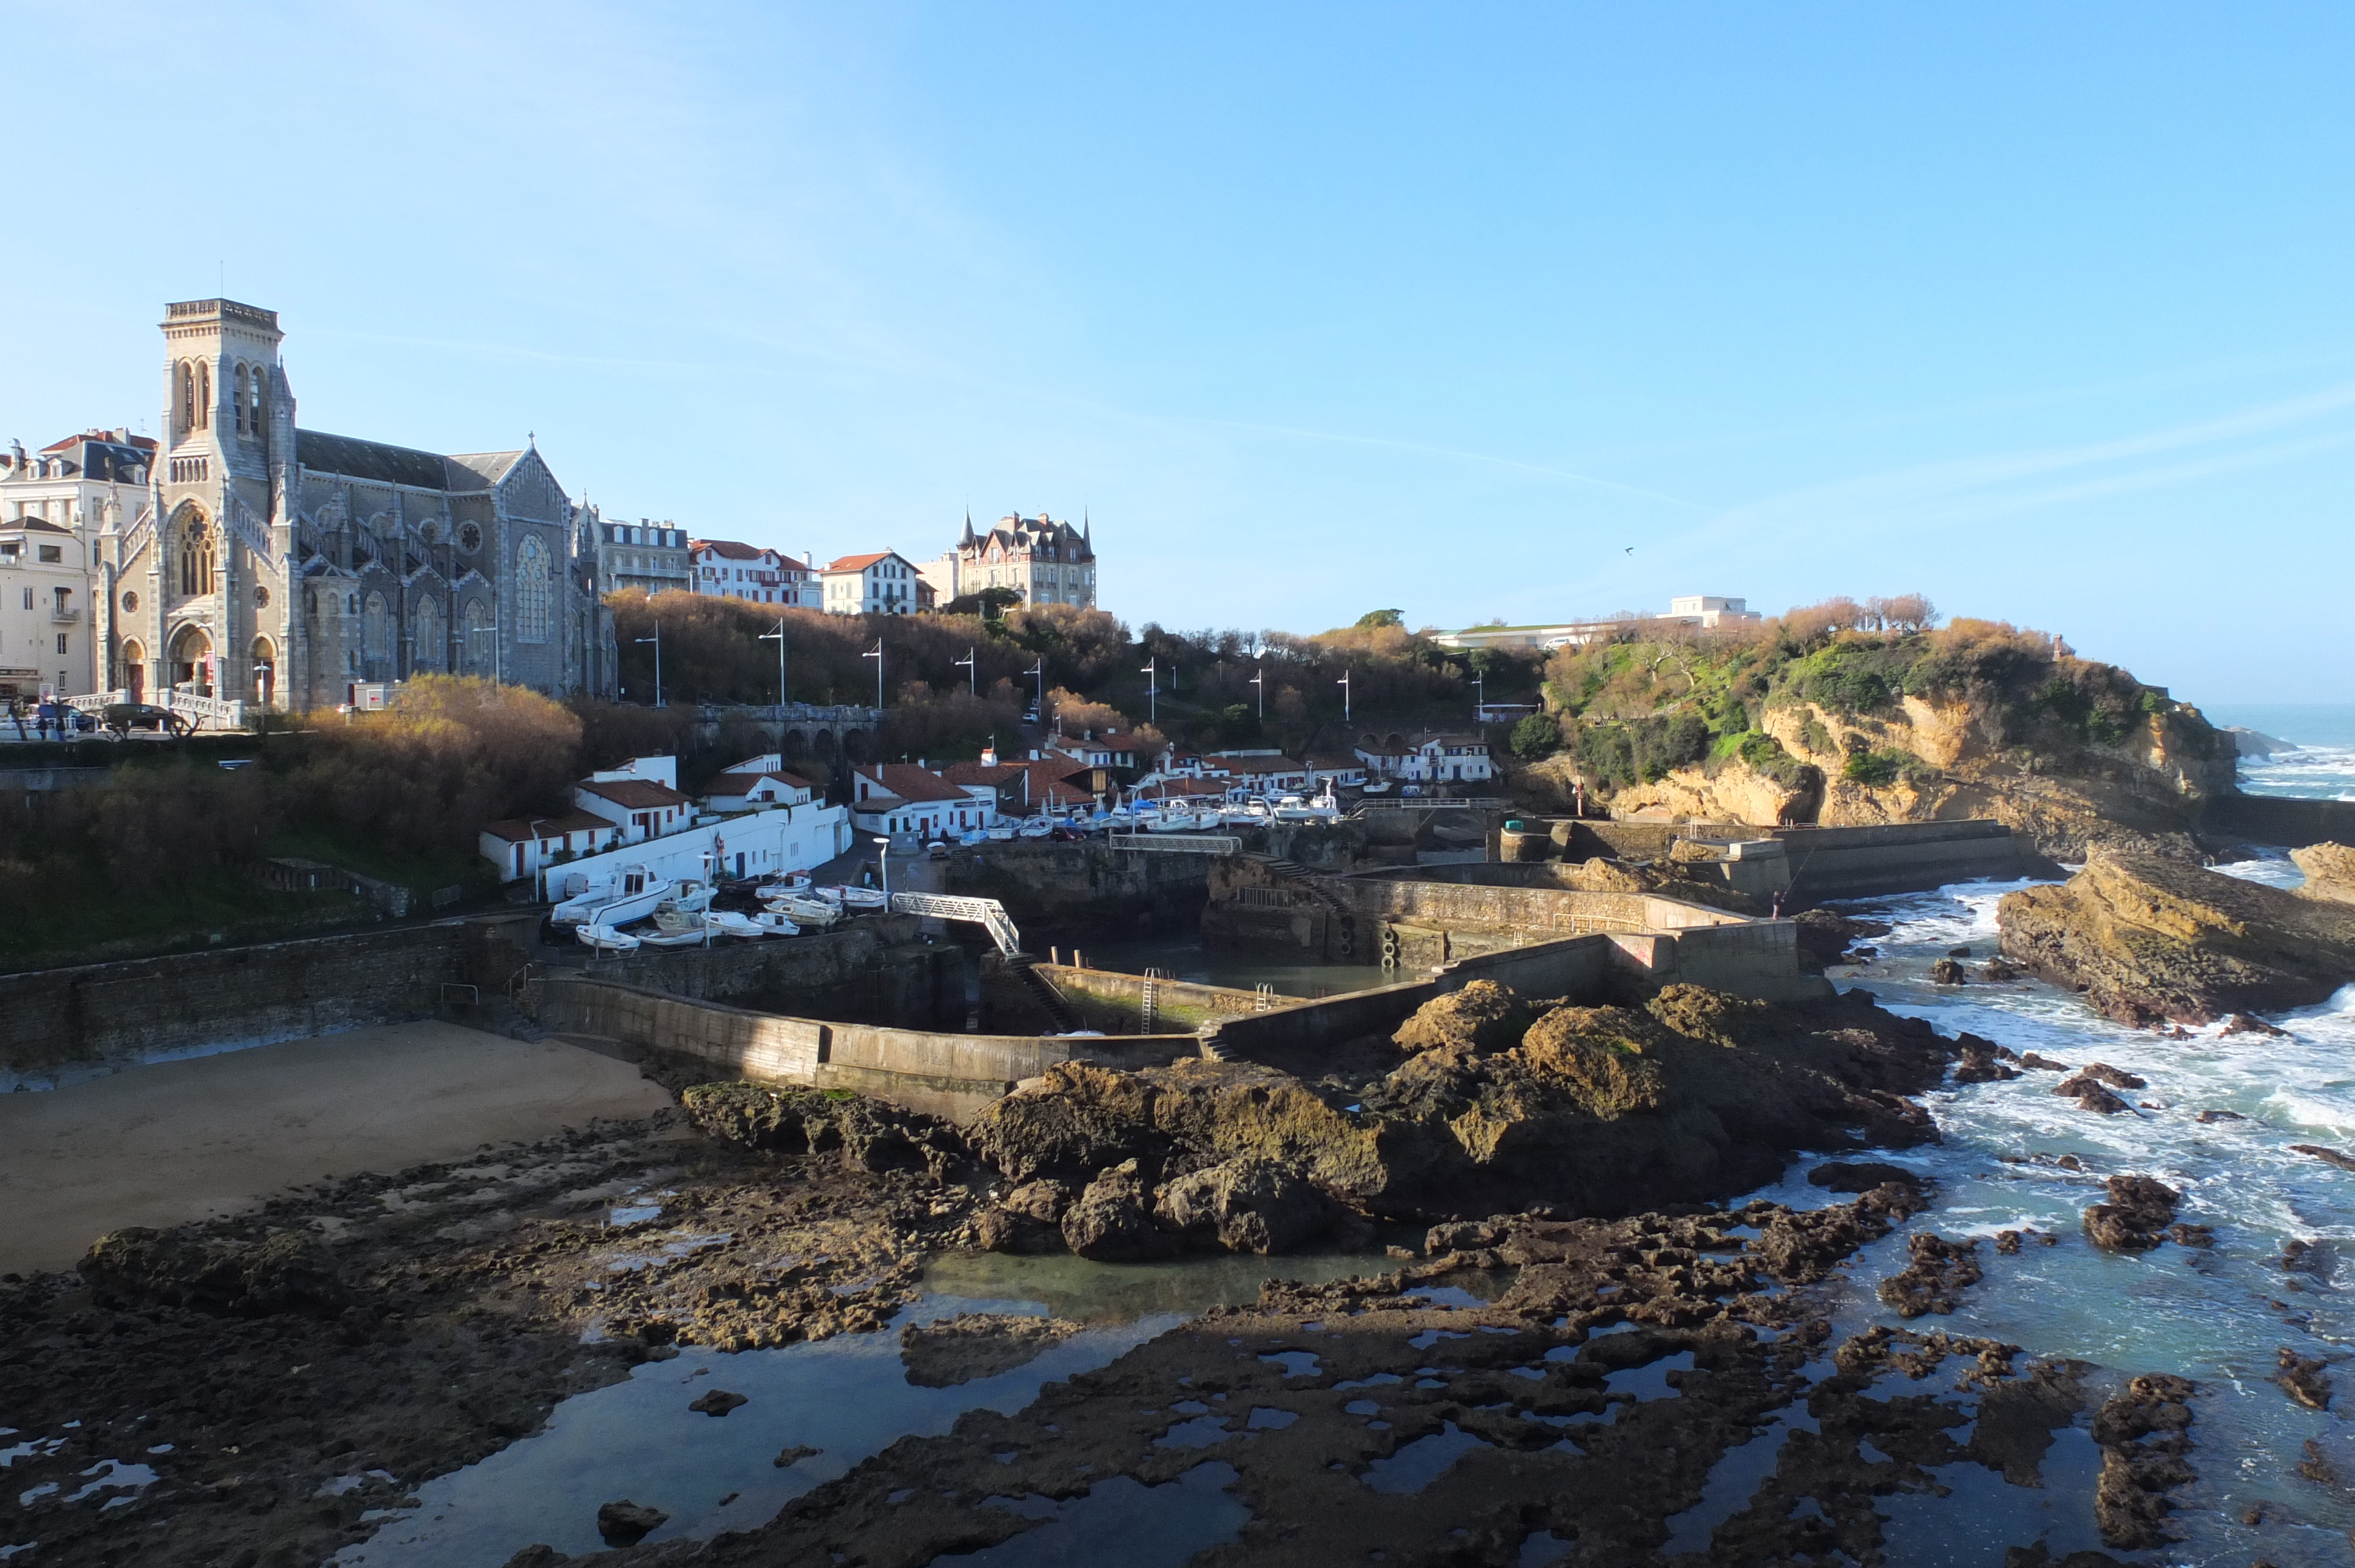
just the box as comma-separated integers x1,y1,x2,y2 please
1843,750,1902,786
1510,713,1562,759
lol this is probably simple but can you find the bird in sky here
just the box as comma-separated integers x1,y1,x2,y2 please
1624,546,1634,554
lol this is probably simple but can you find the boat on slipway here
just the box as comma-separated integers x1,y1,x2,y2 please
573,923,639,952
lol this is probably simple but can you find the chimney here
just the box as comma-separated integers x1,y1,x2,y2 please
981,743,998,768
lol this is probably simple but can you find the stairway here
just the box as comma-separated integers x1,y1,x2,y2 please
1008,956,1082,1032
1248,854,1359,958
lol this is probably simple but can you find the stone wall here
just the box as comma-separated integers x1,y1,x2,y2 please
1765,820,2054,901
1,919,472,1087
1041,964,1302,1032
2202,794,2355,851
533,975,1198,1122
575,914,961,1026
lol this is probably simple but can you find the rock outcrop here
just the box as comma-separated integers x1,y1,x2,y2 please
1998,851,2355,1025
682,1082,965,1178
81,1227,350,1318
2292,841,2355,905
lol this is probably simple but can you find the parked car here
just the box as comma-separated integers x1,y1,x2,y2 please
101,702,193,739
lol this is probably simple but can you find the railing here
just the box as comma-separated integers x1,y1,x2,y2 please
1351,796,1507,813
49,607,81,624
68,690,126,713
117,515,153,564
162,687,247,730
227,502,274,560
888,891,1022,955
1105,832,1242,855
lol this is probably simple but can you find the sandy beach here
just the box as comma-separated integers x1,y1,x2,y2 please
0,1021,672,1275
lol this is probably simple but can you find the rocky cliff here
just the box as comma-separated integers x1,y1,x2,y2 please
1517,619,2234,860
1996,851,2355,1025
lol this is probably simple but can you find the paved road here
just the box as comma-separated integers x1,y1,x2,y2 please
0,1021,672,1275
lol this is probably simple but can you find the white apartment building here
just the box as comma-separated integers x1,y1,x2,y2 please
822,551,928,614
0,430,154,699
588,507,692,597
690,540,817,607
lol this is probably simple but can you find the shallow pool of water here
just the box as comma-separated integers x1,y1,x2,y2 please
1059,934,1400,999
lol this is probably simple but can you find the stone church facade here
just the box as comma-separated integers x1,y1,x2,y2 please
95,298,615,713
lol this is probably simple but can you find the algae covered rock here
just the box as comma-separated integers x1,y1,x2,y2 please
1515,1006,1666,1118
1998,851,2355,1025
900,1312,1080,1387
81,1227,350,1318
1391,979,1531,1055
1154,1157,1330,1255
683,1081,964,1177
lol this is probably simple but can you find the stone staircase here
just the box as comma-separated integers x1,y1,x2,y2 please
1249,854,1360,959
1006,955,1082,1032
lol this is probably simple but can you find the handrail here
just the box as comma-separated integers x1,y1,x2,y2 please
1104,832,1241,855
888,891,1022,955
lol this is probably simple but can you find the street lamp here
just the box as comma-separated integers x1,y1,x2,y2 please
1338,668,1352,723
636,622,663,707
760,618,787,707
872,834,891,902
1140,657,1157,726
863,638,883,707
955,646,976,696
1250,660,1263,721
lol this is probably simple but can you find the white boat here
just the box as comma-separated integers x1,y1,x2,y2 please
985,823,1018,842
633,925,708,948
1361,780,1394,796
651,902,704,934
758,871,813,896
709,909,794,939
775,896,841,926
837,885,888,911
1147,808,1195,833
1017,818,1054,839
574,922,639,952
552,870,714,929
1272,792,1342,822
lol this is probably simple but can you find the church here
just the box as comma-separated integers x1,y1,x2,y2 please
96,298,615,714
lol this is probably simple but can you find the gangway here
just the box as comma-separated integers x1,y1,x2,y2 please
890,891,1021,955
1104,831,1241,855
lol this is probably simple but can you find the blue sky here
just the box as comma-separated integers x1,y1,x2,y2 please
8,3,2354,702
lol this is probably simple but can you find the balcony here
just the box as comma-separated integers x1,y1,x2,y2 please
49,607,82,624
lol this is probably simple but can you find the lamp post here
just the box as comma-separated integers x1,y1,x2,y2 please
872,834,891,902
636,622,662,707
955,647,976,696
760,618,787,706
1250,660,1263,720
863,638,883,707
468,604,504,685
1027,656,1046,721
1141,657,1157,726
1338,668,1352,723
1472,672,1484,723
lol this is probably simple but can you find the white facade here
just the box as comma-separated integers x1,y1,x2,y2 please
1433,595,1763,651
822,552,927,615
691,540,815,607
482,750,850,884
590,508,692,597
849,763,997,839
0,518,94,697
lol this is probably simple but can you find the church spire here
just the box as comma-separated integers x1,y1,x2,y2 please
960,507,977,549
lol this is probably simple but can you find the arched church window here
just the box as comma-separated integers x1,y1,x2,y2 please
413,597,443,669
195,361,210,430
516,536,552,643
248,366,264,438
178,363,195,434
121,590,138,613
179,519,215,596
253,584,270,609
233,366,248,434
363,593,390,659
304,588,317,617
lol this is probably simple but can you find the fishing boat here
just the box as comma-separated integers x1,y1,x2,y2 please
709,909,795,940
1272,792,1342,823
1017,818,1054,839
633,923,708,948
574,922,639,952
985,822,1018,841
775,896,841,926
837,884,889,911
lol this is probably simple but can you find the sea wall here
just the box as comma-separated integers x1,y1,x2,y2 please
2201,793,2355,851
1040,965,1303,1032
0,919,471,1087
533,975,1198,1122
1764,819,2054,901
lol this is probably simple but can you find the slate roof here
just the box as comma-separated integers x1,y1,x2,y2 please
295,431,528,493
446,451,527,489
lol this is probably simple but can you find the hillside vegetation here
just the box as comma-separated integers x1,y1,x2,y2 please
1513,599,2233,858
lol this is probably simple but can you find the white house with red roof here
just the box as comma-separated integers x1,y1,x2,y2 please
705,753,820,813
848,762,998,839
690,539,817,607
821,551,930,615
482,751,850,888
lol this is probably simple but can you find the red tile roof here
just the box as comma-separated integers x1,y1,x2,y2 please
826,552,895,572
690,539,777,561
859,764,983,805
483,808,611,843
579,778,691,809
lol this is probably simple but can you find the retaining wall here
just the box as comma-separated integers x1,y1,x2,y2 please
533,975,1198,1122
1326,871,1750,936
2201,794,2355,850
1766,819,2054,901
1041,965,1302,1031
1,919,472,1087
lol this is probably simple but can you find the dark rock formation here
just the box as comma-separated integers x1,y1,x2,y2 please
1928,958,1969,985
1998,851,2355,1025
2220,1012,2287,1037
688,1388,748,1416
1153,1157,1329,1254
1059,1160,1176,1261
596,1500,668,1547
1791,909,1892,970
2082,1062,2147,1089
1981,956,2025,981
2274,1347,2331,1410
80,1227,349,1318
2082,1176,2181,1251
1877,1234,1983,1318
681,1082,964,1178
898,1313,1079,1387
2291,1143,2355,1172
2018,1051,2069,1071
2054,1075,2132,1114
1807,1161,1922,1192
2089,1374,2196,1549
1954,1037,2020,1083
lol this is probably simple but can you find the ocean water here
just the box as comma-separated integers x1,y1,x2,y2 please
2207,702,2355,801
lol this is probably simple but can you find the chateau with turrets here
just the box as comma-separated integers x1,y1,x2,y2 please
918,511,1096,610
92,298,615,714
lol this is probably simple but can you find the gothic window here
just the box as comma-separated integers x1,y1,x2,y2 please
254,584,270,609
178,362,195,435
233,366,248,434
413,597,442,669
458,521,482,553
121,590,138,613
304,588,317,617
464,599,492,673
516,536,551,644
195,361,210,430
363,593,390,660
248,366,264,438
179,518,215,596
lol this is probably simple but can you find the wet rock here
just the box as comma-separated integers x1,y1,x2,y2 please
2054,1154,2084,1171
773,1444,821,1468
2194,1108,2245,1123
2003,1548,2131,1567
2165,1224,2214,1248
80,1227,349,1318
1954,1036,2021,1084
2220,1013,2287,1037
1969,1358,2091,1484
688,1388,748,1417
1807,1161,1923,1192
1790,908,1892,969
2082,1175,2181,1251
1153,1157,1330,1255
1998,851,2355,1025
2276,1347,2331,1410
2081,1062,2147,1091
2294,1143,2355,1172
1981,957,2025,981
2054,1075,2131,1114
2089,1373,2196,1549
2296,1437,2336,1484
2283,1238,2321,1273
596,1500,669,1547
1060,1160,1177,1261
899,1313,1080,1387
1928,958,1970,985
682,1083,964,1179
2018,1052,2069,1071
1391,979,1531,1055
1877,1234,1983,1318
1000,1179,1072,1223
502,1549,569,1568
1946,945,1973,958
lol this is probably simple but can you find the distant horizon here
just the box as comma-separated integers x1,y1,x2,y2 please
8,4,2353,704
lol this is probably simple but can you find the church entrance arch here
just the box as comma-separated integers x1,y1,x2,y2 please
121,640,146,705
168,624,215,697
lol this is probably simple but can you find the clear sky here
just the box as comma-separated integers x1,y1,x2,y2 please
8,3,2353,703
